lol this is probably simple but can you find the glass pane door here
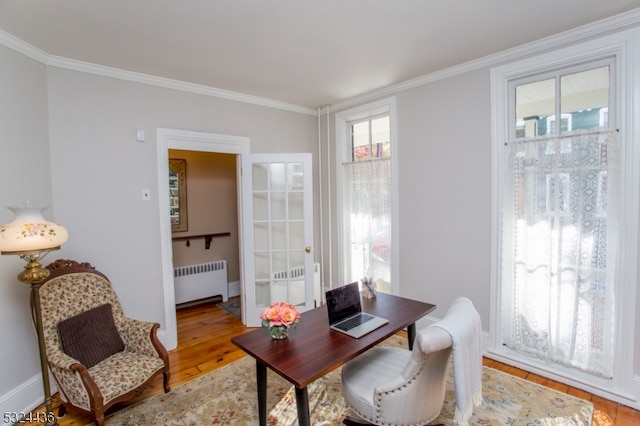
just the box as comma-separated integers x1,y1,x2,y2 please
241,153,314,326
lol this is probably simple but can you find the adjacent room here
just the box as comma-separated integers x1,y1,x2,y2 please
1,1,639,425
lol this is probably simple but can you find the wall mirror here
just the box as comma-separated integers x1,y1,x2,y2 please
169,158,188,232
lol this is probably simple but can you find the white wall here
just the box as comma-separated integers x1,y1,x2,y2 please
0,45,58,415
395,68,492,324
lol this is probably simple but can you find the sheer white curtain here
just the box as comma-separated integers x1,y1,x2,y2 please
501,129,618,377
343,158,391,284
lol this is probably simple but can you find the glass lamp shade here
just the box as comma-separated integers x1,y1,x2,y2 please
0,205,68,254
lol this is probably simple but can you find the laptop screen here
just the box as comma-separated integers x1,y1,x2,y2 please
326,282,361,324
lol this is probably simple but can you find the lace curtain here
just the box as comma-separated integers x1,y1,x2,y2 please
501,129,618,377
343,158,391,283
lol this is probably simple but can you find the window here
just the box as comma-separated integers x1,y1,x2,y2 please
491,27,639,405
502,60,617,378
336,100,395,292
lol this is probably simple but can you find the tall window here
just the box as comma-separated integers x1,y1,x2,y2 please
501,60,618,377
339,107,393,291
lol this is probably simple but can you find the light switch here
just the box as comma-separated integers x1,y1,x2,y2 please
142,189,151,201
136,129,146,142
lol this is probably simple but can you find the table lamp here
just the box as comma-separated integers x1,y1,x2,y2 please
0,203,68,426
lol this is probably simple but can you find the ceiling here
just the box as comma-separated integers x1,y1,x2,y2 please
1,1,639,109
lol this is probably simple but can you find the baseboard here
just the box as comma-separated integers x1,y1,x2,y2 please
0,372,58,424
633,375,640,410
228,280,240,298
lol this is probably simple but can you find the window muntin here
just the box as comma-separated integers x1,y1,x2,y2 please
351,115,391,161
514,65,610,139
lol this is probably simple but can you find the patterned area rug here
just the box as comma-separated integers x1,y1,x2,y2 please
105,336,593,425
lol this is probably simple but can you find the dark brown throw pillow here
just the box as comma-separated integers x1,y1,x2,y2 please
58,303,125,368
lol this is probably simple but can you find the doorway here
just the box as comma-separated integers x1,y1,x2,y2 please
169,149,239,311
157,128,250,350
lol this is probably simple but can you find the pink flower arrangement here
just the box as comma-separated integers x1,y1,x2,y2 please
260,302,301,337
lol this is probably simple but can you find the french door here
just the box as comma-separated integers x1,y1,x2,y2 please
240,153,315,326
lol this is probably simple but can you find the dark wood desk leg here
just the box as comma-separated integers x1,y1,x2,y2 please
295,386,311,426
256,361,267,426
407,322,416,350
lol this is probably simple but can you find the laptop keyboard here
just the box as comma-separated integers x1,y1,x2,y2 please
335,313,374,331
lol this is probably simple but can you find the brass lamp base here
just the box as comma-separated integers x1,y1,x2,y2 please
18,256,51,284
0,248,58,285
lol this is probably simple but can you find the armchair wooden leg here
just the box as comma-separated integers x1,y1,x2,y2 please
94,413,105,426
163,371,171,393
57,404,66,418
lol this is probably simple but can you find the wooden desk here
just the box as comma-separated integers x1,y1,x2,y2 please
231,293,436,426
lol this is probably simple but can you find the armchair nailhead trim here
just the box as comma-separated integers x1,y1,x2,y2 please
373,354,428,425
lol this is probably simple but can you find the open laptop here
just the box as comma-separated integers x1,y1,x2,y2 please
325,282,388,338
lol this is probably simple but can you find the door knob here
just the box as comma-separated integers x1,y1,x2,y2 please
305,246,312,253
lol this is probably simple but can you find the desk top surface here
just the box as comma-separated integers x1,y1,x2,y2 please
231,292,436,388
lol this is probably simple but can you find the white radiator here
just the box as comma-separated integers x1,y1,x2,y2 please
174,260,228,304
272,263,321,306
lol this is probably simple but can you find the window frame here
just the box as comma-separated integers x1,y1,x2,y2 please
508,57,615,139
348,112,391,162
335,97,398,293
490,30,639,403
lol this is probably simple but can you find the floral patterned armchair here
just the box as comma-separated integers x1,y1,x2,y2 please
37,259,170,426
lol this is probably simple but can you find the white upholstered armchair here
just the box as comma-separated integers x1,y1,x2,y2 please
341,297,482,426
341,326,453,425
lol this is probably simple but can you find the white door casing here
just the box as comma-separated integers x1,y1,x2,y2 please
157,128,249,350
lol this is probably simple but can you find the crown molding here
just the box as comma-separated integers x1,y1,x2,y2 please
45,55,317,116
0,29,316,116
330,7,640,113
0,29,49,63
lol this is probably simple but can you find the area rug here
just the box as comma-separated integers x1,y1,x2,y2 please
217,297,241,318
105,336,593,425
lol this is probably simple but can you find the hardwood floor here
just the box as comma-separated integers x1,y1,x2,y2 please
21,299,640,425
